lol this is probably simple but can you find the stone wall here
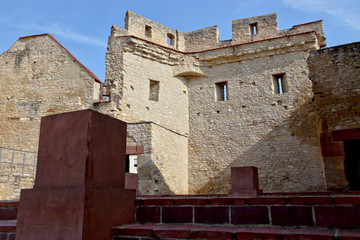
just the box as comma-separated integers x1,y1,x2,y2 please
0,34,100,151
0,173,34,200
127,122,188,194
124,11,186,51
1,12,332,197
187,37,324,194
308,42,360,189
0,34,101,199
103,12,327,194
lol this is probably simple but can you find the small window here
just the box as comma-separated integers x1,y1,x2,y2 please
250,23,258,35
273,74,287,94
215,82,228,101
167,33,175,46
149,80,160,101
145,25,152,38
126,155,138,174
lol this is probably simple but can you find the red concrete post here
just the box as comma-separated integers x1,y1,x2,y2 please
228,166,262,197
16,110,136,240
125,173,139,195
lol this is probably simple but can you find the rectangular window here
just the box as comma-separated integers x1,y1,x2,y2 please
250,23,258,35
273,73,287,94
149,80,160,101
215,81,228,101
127,155,138,174
145,25,152,38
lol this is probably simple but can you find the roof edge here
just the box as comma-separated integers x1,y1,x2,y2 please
18,33,101,83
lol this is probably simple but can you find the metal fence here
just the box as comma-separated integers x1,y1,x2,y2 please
0,146,37,178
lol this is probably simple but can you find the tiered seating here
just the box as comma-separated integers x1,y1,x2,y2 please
113,192,360,239
0,200,18,240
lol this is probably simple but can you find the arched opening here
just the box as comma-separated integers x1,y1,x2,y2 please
167,33,175,46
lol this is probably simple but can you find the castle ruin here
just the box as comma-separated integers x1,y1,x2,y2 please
1,11,359,199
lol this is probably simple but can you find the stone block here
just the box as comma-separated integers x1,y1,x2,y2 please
136,206,160,223
235,227,284,240
282,229,334,240
333,128,360,141
142,198,173,206
35,109,127,188
228,166,262,197
315,206,360,228
16,187,135,240
288,196,333,205
194,206,229,224
192,226,238,239
247,197,287,205
321,142,345,157
173,198,207,205
208,197,246,205
271,206,314,226
0,208,17,220
334,196,360,205
231,206,269,225
162,206,193,223
154,225,201,239
125,173,138,194
117,224,163,237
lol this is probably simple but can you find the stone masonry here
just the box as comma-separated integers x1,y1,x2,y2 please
3,11,359,199
0,34,101,199
308,42,360,190
99,11,326,194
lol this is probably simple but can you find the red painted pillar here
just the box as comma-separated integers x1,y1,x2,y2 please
16,110,136,240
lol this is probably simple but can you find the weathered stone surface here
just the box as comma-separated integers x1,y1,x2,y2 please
308,42,360,190
0,34,101,199
1,11,334,197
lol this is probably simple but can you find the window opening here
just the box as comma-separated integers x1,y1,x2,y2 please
149,80,160,101
145,25,152,38
125,155,130,173
250,23,258,35
167,33,175,46
215,82,228,101
272,74,286,94
126,155,138,174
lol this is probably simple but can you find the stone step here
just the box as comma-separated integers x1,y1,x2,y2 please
0,201,19,221
135,194,360,229
0,221,16,240
113,223,360,240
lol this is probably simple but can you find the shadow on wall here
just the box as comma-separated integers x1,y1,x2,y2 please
138,159,174,195
196,99,325,194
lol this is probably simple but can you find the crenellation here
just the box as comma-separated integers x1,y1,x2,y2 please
124,11,186,51
184,25,219,52
232,13,279,45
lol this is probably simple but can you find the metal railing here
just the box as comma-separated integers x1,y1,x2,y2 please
0,146,37,178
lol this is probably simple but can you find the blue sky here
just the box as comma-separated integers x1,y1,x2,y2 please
1,0,360,81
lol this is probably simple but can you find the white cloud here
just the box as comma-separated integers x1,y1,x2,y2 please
0,19,106,47
282,0,360,31
28,23,107,48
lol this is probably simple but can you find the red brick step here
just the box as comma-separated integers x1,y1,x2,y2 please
113,223,360,240
0,221,16,240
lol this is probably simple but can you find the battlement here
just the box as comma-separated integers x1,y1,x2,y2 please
111,11,326,52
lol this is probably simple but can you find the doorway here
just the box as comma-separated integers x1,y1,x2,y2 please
344,139,360,190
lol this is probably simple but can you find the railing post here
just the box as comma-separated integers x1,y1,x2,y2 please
22,152,27,175
11,150,15,174
33,153,37,177
0,147,2,165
